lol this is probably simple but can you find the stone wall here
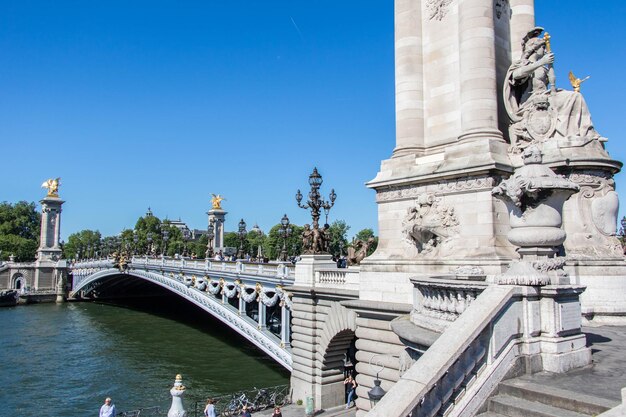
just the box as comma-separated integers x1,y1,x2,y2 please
289,286,360,409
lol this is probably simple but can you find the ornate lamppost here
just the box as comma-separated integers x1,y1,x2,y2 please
296,168,337,253
237,219,247,259
162,228,170,258
133,232,139,255
182,228,191,258
206,219,215,259
278,214,292,262
146,232,153,257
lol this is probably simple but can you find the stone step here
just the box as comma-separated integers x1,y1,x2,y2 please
475,412,508,417
499,378,616,415
489,395,590,417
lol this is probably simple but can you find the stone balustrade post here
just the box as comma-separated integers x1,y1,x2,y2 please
258,299,267,330
239,293,246,316
281,304,291,348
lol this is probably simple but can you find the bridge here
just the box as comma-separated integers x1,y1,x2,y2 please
70,257,296,370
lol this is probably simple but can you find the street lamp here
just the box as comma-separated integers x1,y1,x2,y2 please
237,219,247,259
278,214,292,262
133,232,139,255
296,168,337,229
162,229,170,258
206,219,215,259
182,228,191,258
367,355,387,408
146,232,153,256
296,168,337,254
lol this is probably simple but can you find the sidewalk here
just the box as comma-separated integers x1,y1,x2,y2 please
253,404,357,417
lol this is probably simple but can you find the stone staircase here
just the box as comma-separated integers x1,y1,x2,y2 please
477,377,617,417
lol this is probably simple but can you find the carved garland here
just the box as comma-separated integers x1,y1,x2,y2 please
376,176,496,202
129,270,291,368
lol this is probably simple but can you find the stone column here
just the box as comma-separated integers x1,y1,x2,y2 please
458,0,503,142
392,0,424,157
281,304,291,348
207,209,227,250
258,299,267,330
509,0,535,58
37,196,64,262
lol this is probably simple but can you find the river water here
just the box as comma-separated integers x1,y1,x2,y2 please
0,297,289,417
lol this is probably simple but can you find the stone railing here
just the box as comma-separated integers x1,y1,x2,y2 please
70,257,295,282
367,285,514,417
411,276,488,332
367,283,590,417
315,268,360,291
131,257,295,280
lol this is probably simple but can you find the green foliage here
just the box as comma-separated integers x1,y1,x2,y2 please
327,220,350,258
64,229,102,259
264,224,303,260
246,230,266,258
353,228,379,256
223,232,240,251
0,234,39,262
187,234,208,259
0,201,40,261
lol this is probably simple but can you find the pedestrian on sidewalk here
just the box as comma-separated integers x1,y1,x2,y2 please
271,406,283,417
344,375,357,409
240,405,252,417
204,398,217,417
99,397,116,417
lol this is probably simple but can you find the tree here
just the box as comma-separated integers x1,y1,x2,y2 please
327,220,350,258
0,201,40,261
264,224,303,260
64,230,102,259
223,232,240,252
188,234,208,259
247,230,267,258
353,228,379,257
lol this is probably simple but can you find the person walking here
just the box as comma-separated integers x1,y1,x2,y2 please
271,406,283,417
240,405,252,417
99,397,116,417
204,398,217,417
344,375,357,409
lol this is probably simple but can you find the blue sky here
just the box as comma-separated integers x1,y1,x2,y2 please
1,1,624,240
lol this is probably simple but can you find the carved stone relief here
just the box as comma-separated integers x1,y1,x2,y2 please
426,0,453,21
563,170,622,257
402,194,459,257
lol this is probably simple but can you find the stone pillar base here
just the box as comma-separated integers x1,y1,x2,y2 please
540,333,592,373
294,254,337,286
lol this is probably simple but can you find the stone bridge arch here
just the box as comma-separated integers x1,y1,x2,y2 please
11,269,32,292
290,292,359,410
71,267,292,370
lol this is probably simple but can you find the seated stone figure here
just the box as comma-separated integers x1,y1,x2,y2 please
504,27,603,152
